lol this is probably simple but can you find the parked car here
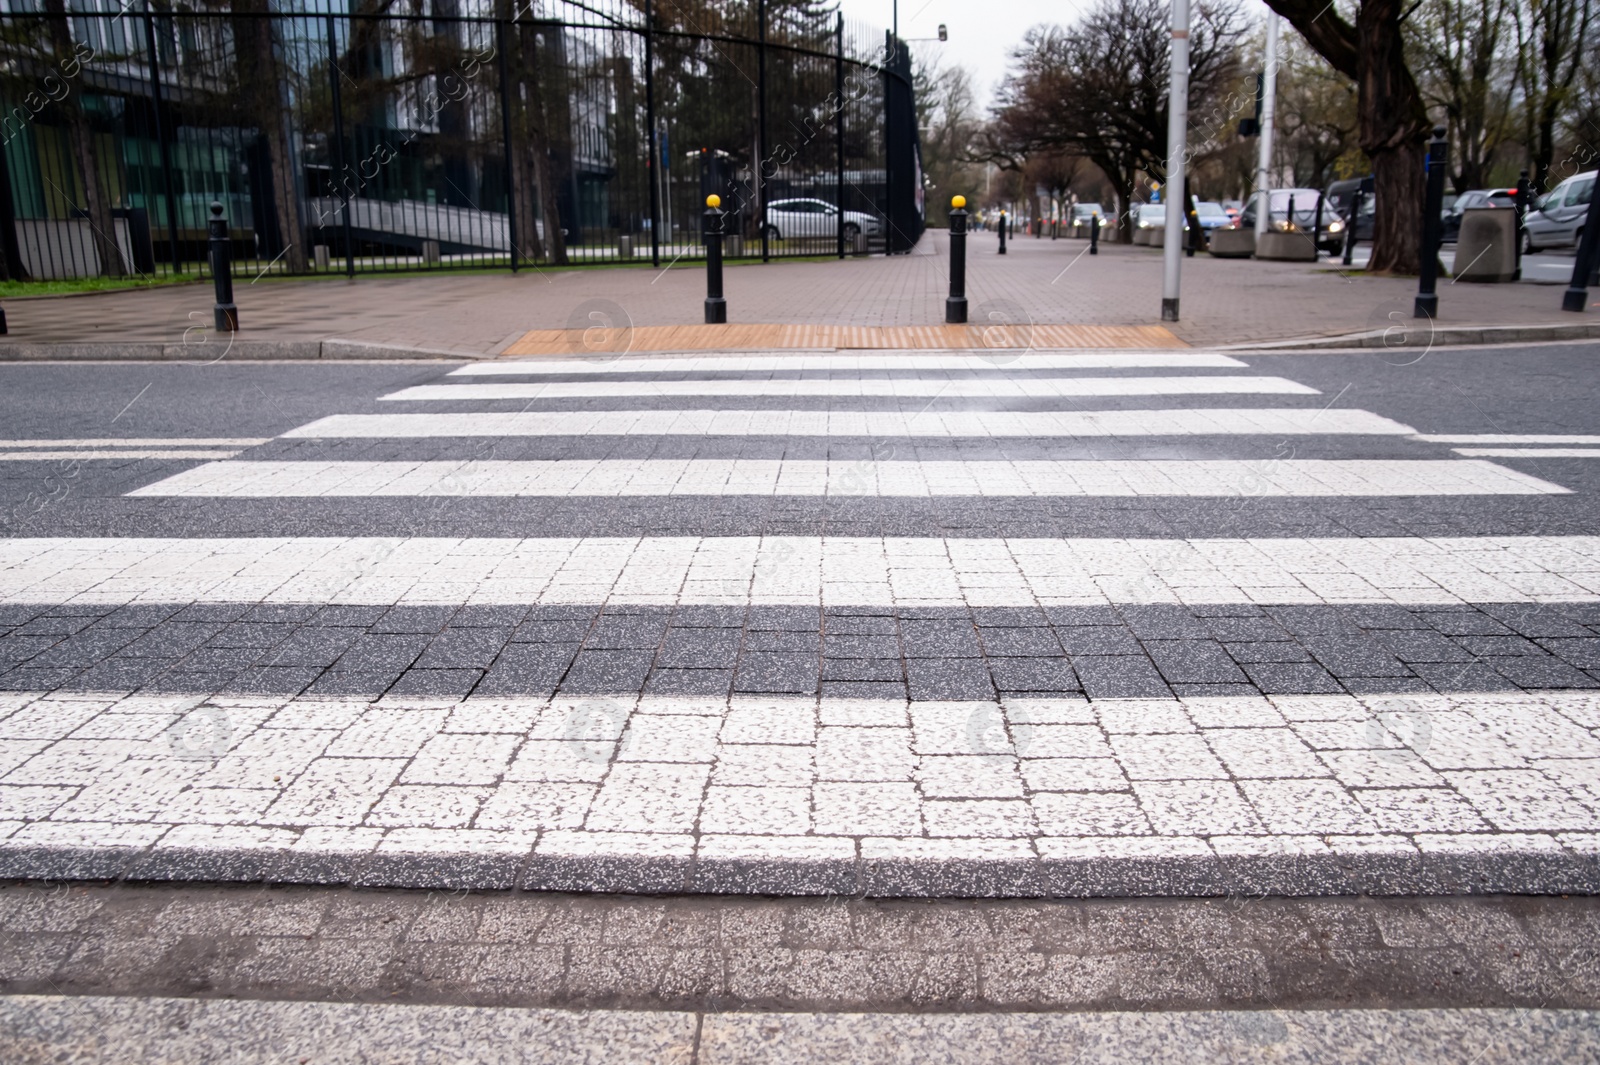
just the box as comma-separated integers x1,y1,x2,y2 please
1133,203,1189,235
1523,170,1595,252
1236,188,1345,251
1193,201,1231,231
1441,187,1519,243
1324,177,1372,222
762,198,882,241
1072,203,1104,222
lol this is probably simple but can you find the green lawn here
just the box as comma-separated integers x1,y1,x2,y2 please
0,273,205,299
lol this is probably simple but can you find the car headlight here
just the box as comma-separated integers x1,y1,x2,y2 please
1327,219,1344,233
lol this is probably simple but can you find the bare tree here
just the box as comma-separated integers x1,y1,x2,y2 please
1513,0,1594,192
1416,0,1516,193
990,0,1246,243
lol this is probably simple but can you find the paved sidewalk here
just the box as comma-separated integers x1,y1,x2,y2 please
2,233,1596,356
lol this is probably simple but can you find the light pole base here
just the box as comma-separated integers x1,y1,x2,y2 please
945,298,967,324
1563,288,1589,313
1161,297,1179,322
1413,295,1438,319
215,305,239,332
704,299,727,324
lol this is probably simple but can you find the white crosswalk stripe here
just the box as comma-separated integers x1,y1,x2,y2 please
284,407,1418,438
130,459,1567,498
4,535,1598,607
380,376,1320,401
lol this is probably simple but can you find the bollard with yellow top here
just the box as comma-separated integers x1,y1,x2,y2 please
945,194,968,324
703,194,727,324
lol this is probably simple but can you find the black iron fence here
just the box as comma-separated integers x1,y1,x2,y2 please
0,0,923,281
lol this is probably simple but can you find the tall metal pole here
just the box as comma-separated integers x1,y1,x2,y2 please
142,2,181,275
326,14,355,277
1254,14,1279,240
757,0,769,262
495,17,518,273
835,14,846,259
645,0,660,268
1161,0,1190,322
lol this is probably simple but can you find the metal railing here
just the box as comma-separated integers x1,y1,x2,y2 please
0,0,922,281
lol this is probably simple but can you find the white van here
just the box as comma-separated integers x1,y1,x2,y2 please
1524,170,1595,252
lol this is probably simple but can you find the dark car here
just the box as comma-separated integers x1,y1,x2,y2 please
1441,188,1519,244
1238,189,1347,252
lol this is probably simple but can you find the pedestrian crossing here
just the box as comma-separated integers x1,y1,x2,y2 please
3,348,1599,896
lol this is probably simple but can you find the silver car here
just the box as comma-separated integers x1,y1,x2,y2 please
1523,170,1595,252
762,198,881,241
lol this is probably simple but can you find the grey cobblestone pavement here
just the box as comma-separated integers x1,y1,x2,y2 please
2,881,1598,1061
1,234,1595,354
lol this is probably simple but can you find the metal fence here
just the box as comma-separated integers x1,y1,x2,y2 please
0,0,923,281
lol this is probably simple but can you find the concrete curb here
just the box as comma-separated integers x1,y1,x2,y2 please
1221,321,1600,351
2,320,1597,360
0,339,484,361
3,840,1595,898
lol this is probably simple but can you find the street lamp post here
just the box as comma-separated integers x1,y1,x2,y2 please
1161,0,1191,322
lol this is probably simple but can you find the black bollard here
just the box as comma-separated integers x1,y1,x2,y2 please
703,194,727,324
0,305,7,335
1562,174,1600,312
209,201,238,332
998,210,1007,255
1312,192,1324,259
1090,214,1100,255
1342,186,1362,266
1415,126,1447,319
946,195,968,324
1514,169,1530,282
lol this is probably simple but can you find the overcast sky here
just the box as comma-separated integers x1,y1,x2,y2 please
834,0,1272,109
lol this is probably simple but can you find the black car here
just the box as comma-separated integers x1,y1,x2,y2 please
1441,187,1519,243
1324,176,1375,244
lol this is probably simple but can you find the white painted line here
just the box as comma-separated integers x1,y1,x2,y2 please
2,535,1596,606
455,352,1249,375
0,439,268,448
284,409,1418,439
1454,448,1600,458
381,376,1320,401
129,459,1568,499
1416,434,1600,444
0,451,242,462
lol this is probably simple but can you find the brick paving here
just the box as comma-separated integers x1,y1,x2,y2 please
2,234,1595,354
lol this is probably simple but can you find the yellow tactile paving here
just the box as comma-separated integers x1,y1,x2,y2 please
499,323,1187,356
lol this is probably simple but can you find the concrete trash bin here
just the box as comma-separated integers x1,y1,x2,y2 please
1255,231,1317,261
1208,228,1255,258
1453,207,1517,283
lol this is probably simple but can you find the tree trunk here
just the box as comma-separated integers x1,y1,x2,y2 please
1355,0,1428,274
44,1,124,277
516,21,566,265
1266,0,1429,273
502,13,545,261
233,0,307,274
